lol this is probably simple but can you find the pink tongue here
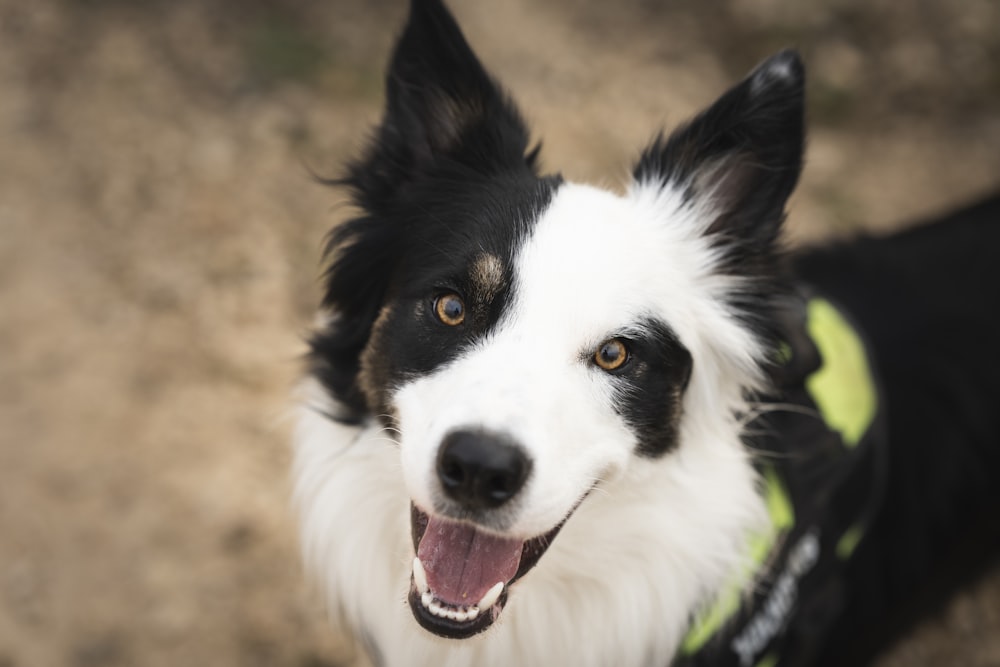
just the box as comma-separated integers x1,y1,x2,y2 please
416,516,524,607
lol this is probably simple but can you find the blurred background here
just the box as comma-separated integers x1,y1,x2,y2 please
1,0,999,665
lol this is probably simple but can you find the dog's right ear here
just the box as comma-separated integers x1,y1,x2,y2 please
346,0,539,212
312,0,538,420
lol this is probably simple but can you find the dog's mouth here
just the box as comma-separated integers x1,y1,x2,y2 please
407,504,566,639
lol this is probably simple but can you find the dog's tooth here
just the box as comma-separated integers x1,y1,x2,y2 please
412,557,429,594
418,587,484,622
476,581,504,610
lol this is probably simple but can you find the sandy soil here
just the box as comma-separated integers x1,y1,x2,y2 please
2,1,999,665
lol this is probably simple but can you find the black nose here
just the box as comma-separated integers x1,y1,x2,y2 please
436,430,531,510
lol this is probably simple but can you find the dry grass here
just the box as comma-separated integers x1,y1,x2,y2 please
1,0,998,665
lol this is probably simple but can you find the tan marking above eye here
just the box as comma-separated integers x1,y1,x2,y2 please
469,253,505,302
434,293,466,326
594,339,629,371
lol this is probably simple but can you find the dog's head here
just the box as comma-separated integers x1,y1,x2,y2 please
310,0,803,640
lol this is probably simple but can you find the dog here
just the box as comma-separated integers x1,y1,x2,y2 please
293,1,1000,665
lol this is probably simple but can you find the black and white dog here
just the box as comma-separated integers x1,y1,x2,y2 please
294,1,1000,665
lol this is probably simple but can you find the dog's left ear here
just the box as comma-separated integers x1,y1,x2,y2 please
633,51,805,253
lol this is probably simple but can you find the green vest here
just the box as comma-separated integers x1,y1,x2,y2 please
674,296,886,667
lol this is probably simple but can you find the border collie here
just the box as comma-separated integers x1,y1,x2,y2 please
293,1,1000,665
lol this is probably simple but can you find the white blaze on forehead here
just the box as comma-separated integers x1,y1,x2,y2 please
508,182,715,349
509,180,770,402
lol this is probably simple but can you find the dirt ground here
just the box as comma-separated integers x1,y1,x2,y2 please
2,0,999,665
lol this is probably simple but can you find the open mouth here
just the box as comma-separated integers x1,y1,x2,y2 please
407,504,566,638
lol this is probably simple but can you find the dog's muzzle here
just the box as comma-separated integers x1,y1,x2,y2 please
407,429,567,639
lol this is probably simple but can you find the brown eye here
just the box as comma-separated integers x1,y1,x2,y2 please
434,293,466,326
594,339,629,371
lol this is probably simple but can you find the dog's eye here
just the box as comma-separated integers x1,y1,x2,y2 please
594,339,629,371
434,293,466,326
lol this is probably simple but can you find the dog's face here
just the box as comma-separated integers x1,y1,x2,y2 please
309,0,803,641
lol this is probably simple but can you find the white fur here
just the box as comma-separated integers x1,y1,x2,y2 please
294,180,770,666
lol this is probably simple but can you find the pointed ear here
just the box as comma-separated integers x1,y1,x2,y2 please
346,0,538,211
633,50,805,250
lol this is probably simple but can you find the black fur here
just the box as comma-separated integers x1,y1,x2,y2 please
310,0,558,421
354,172,560,420
793,194,1000,665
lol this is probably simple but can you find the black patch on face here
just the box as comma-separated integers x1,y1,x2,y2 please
363,173,560,416
311,171,561,422
598,318,693,457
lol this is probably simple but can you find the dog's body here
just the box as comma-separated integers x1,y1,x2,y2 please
293,1,1000,665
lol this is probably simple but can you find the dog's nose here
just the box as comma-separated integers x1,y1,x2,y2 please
436,430,531,510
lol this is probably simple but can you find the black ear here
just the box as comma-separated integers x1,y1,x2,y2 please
346,0,539,213
634,50,805,255
312,0,540,420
